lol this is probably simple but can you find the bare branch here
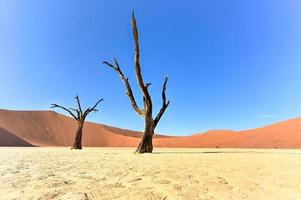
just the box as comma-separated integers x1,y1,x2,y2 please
83,99,104,119
90,98,104,111
50,104,79,120
131,12,152,106
145,82,151,89
75,95,83,115
103,59,145,116
69,107,80,119
69,107,77,112
103,61,118,71
154,76,170,127
114,58,121,70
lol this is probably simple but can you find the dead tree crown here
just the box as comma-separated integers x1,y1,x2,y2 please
103,12,170,153
50,95,103,149
51,96,103,122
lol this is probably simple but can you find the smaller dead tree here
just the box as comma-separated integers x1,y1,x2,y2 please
50,96,103,149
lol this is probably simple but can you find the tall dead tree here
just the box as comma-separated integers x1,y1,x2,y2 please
103,12,170,153
50,96,103,149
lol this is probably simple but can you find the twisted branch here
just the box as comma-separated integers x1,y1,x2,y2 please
50,104,79,120
83,99,104,119
131,12,152,107
75,95,83,115
103,59,145,116
51,97,103,121
154,76,170,127
83,99,103,119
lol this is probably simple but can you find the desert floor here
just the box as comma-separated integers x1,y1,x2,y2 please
0,148,301,200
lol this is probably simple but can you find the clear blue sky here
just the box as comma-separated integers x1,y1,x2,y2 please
1,0,301,135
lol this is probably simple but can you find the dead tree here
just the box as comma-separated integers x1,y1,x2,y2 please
103,12,170,153
50,96,103,149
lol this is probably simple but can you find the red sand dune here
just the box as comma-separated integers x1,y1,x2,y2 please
0,109,142,147
154,118,301,148
0,109,301,148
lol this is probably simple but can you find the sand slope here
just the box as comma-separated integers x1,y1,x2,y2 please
1,148,301,200
1,109,301,148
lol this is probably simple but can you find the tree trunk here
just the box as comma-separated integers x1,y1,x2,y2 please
136,118,154,153
71,122,83,149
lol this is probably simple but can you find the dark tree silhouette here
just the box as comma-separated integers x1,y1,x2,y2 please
103,12,170,153
50,96,103,149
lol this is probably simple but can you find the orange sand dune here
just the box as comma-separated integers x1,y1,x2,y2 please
0,109,141,147
0,109,301,148
155,118,301,148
